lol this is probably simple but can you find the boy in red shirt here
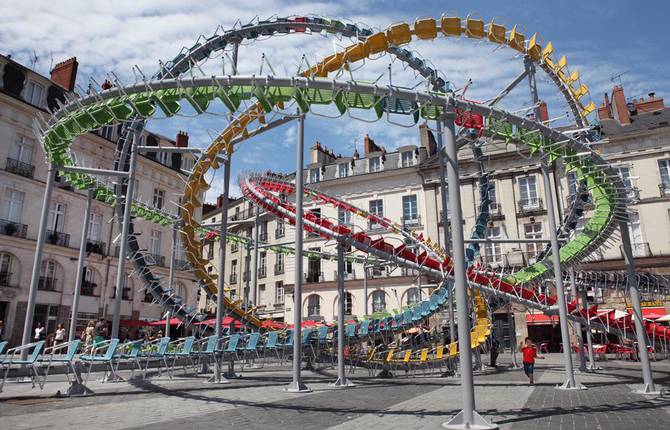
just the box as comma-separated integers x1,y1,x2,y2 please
520,337,545,385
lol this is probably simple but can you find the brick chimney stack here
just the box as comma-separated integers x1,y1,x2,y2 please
363,134,383,155
216,194,224,208
176,131,189,147
610,85,630,125
101,79,113,90
597,92,612,120
50,57,79,91
538,101,549,122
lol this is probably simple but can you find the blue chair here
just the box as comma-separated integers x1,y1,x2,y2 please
301,328,315,357
239,333,261,369
138,337,171,379
217,334,241,364
193,335,219,372
114,340,145,379
78,339,120,385
261,331,280,363
0,340,46,392
0,341,7,356
166,336,196,376
39,340,81,385
314,325,330,357
278,329,294,363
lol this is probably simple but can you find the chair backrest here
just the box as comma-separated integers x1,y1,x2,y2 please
204,335,219,353
28,341,46,363
0,341,7,355
301,328,314,345
225,334,240,352
181,336,196,354
358,320,369,336
317,326,329,341
65,340,80,360
156,337,171,355
126,340,144,358
283,329,294,346
265,331,278,348
345,324,356,337
245,333,260,350
102,339,120,361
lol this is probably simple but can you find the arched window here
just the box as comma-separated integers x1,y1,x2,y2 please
405,287,420,306
39,259,62,291
371,290,386,313
0,252,19,287
82,266,100,296
334,292,354,317
306,294,321,318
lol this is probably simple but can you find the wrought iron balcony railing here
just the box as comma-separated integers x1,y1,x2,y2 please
0,219,28,238
46,230,70,247
5,157,34,179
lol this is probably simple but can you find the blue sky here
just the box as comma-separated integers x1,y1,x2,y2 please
2,0,668,200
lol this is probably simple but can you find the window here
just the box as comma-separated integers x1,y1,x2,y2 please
39,260,59,291
2,188,25,222
484,226,502,265
275,253,284,274
231,260,238,283
518,176,539,209
339,163,349,178
342,292,353,316
406,287,420,306
12,135,34,165
275,218,285,238
369,199,383,229
260,221,268,241
487,183,499,212
338,207,352,226
153,188,165,210
259,252,267,277
275,281,284,304
616,166,633,191
0,252,15,286
307,294,321,317
659,159,670,194
524,222,543,261
48,202,66,232
402,195,419,224
25,81,44,106
310,168,320,183
158,150,170,166
369,156,381,173
371,290,386,313
88,213,102,242
149,230,162,255
258,284,266,305
100,125,115,141
401,151,414,167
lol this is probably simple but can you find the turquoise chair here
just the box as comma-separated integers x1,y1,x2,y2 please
78,339,120,385
138,337,171,379
0,340,46,392
193,335,219,372
166,336,196,376
113,339,144,379
39,340,81,385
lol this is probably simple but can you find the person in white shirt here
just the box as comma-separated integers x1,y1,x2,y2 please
54,324,66,344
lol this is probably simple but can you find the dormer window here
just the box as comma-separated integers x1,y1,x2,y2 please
309,168,320,183
369,156,381,173
25,81,45,107
338,163,349,178
401,151,414,167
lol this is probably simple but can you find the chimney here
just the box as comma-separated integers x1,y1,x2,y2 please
538,101,549,122
610,85,630,125
597,92,612,120
101,79,113,90
635,91,665,114
363,134,383,155
419,124,437,156
50,57,79,91
216,194,224,208
176,131,189,147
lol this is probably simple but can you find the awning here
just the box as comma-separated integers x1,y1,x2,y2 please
148,317,182,326
628,307,667,320
195,316,242,327
526,313,559,325
656,314,670,322
120,319,152,327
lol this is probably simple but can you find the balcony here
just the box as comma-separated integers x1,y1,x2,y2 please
517,198,544,216
38,276,57,291
174,259,191,271
305,271,324,283
488,202,505,220
5,157,34,179
86,240,106,256
659,182,670,197
0,219,28,238
0,271,15,287
401,215,422,230
229,208,255,221
258,266,267,279
274,264,285,275
367,220,385,232
81,281,97,296
259,231,268,242
148,253,166,267
275,228,285,239
229,273,238,284
334,270,356,281
46,230,70,247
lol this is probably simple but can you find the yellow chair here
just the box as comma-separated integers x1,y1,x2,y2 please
441,15,462,36
582,101,596,117
465,16,484,38
414,18,437,40
571,83,589,100
344,42,370,63
366,32,388,54
508,25,525,52
387,22,412,45
527,33,542,61
449,342,458,357
487,20,506,44
323,52,345,73
542,41,555,68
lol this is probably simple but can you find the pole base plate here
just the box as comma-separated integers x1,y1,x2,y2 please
328,378,356,388
634,383,661,396
66,381,95,397
285,380,311,393
442,410,498,429
556,380,587,390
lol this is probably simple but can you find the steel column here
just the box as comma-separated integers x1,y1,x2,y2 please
508,302,519,368
244,241,251,305
620,221,658,394
286,112,310,392
68,189,93,342
111,131,139,339
570,271,587,372
330,241,354,388
579,287,598,370
165,224,178,338
363,265,369,317
252,205,260,305
442,113,496,430
22,162,56,354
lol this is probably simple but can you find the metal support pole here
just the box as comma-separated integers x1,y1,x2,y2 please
22,162,56,354
570,271,587,372
252,206,260,305
165,224,178,339
330,240,354,388
579,287,598,370
68,189,93,342
442,113,496,430
620,221,658,394
508,302,519,369
286,112,310,393
363,265,369,317
210,155,232,384
527,55,582,390
244,241,251,305
111,132,139,339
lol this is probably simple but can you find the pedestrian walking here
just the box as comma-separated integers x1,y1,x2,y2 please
54,324,66,345
520,337,545,385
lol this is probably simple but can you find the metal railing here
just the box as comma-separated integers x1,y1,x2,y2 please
334,270,356,280
86,240,106,256
275,228,285,239
274,263,285,275
258,266,267,279
659,182,670,197
0,271,13,287
81,281,97,296
305,271,324,283
259,231,268,242
5,157,34,179
46,230,70,247
229,208,255,221
38,276,57,291
0,219,28,238
148,253,166,267
174,259,191,271
401,215,422,229
517,198,544,215
229,273,238,284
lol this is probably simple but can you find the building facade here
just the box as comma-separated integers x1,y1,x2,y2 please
0,55,202,344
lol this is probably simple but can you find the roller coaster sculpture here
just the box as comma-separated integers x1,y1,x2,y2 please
31,12,670,426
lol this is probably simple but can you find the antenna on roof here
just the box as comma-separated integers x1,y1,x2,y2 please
29,50,38,70
609,70,629,85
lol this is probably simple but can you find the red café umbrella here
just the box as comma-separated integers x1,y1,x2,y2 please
148,317,182,326
261,320,287,329
120,319,152,327
195,316,242,327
